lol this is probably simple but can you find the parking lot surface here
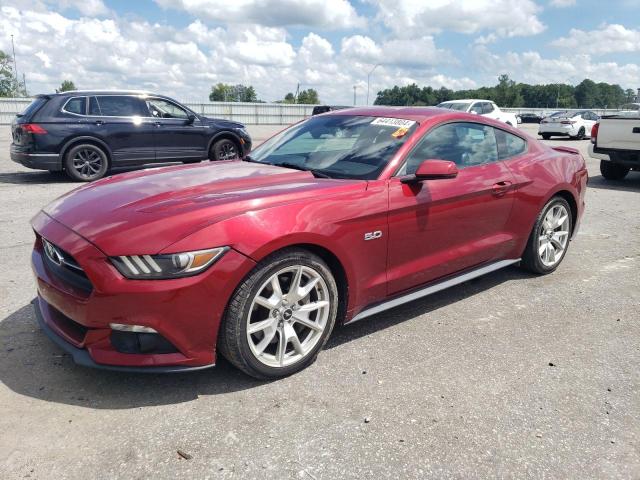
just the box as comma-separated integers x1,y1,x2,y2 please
0,124,638,479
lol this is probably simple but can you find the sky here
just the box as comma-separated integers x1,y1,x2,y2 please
1,0,640,104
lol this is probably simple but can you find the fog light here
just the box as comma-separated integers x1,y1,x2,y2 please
110,323,157,333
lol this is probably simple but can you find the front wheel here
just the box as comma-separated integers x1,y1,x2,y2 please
209,138,239,161
218,249,339,379
520,197,572,274
64,144,109,181
600,160,630,180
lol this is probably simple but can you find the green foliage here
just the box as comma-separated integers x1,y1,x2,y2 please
209,83,258,102
283,89,320,104
0,50,24,97
57,80,76,93
375,74,629,108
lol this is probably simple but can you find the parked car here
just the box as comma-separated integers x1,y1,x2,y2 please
31,107,587,378
436,99,519,127
311,105,351,115
10,91,252,181
517,113,544,124
589,111,640,180
538,110,599,140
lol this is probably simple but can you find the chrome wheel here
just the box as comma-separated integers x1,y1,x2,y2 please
72,147,103,179
538,204,570,267
246,265,331,368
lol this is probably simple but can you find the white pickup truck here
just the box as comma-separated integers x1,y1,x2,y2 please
589,110,640,180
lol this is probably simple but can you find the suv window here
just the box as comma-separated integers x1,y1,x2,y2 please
401,122,498,174
63,97,86,115
469,103,483,114
91,95,148,117
495,129,527,159
19,97,48,118
483,102,495,114
147,98,189,119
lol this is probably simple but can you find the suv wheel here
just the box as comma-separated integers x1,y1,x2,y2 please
600,160,630,180
521,197,572,274
218,249,338,379
64,144,109,181
210,138,239,161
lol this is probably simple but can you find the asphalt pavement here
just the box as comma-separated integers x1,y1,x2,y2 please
0,123,638,479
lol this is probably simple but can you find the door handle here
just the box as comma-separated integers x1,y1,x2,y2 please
94,120,103,126
492,181,512,196
154,122,162,127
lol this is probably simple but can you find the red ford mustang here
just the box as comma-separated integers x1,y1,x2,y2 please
30,107,588,378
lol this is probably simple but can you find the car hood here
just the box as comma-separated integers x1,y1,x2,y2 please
42,162,363,255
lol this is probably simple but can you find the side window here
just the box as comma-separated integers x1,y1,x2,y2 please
483,102,495,114
469,103,483,114
63,97,86,115
92,96,148,117
401,122,499,175
88,96,101,115
146,98,189,119
496,129,527,160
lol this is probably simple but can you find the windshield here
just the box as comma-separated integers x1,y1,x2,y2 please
437,102,472,111
248,115,418,180
18,97,48,118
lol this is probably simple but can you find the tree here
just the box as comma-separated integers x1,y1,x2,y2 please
209,83,258,102
0,50,22,97
57,80,76,93
283,92,296,104
494,74,523,108
296,89,320,104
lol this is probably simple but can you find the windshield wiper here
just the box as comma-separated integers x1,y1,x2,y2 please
277,162,332,179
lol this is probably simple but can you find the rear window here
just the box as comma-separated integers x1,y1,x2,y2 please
62,97,86,115
18,97,48,118
91,96,147,117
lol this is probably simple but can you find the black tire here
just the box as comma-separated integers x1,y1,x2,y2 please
541,134,551,140
572,127,585,140
209,138,239,161
64,144,109,181
600,160,630,180
520,196,573,275
218,248,339,379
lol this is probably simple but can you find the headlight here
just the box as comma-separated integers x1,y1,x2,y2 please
110,247,228,279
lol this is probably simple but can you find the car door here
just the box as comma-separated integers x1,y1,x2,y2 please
386,122,516,295
86,95,156,166
146,97,208,162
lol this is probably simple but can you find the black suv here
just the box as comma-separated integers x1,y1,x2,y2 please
10,91,252,181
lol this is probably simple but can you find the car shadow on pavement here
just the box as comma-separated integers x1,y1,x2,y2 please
0,267,533,409
0,171,75,185
587,173,640,192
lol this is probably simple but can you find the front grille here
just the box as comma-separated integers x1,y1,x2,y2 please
41,237,93,294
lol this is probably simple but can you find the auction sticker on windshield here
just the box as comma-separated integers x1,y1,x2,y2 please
371,117,416,128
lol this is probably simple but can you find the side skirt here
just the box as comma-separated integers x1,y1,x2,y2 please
349,259,521,323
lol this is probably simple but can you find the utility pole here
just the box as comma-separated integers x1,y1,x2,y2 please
366,64,380,106
11,35,20,96
22,73,27,96
353,85,356,106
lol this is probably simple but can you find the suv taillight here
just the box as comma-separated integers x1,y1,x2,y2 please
21,124,48,134
591,122,599,144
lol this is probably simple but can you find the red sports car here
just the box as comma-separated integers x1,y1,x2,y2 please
30,107,588,378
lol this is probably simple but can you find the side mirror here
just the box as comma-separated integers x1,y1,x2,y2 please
402,160,458,183
186,113,196,125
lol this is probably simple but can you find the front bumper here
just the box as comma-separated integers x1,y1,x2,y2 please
31,211,257,371
11,145,61,170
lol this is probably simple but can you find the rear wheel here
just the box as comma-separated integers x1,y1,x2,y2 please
541,133,551,140
600,160,630,180
209,138,239,161
572,127,585,140
521,197,572,274
64,144,108,181
218,249,338,379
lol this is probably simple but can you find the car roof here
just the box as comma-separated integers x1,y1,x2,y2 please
323,106,487,123
439,99,494,103
41,90,164,97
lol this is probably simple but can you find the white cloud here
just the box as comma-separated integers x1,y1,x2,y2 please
550,24,640,55
155,0,365,29
341,35,453,67
549,0,576,7
373,0,545,39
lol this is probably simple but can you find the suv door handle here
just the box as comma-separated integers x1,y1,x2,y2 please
154,122,162,127
94,120,104,126
492,181,512,196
